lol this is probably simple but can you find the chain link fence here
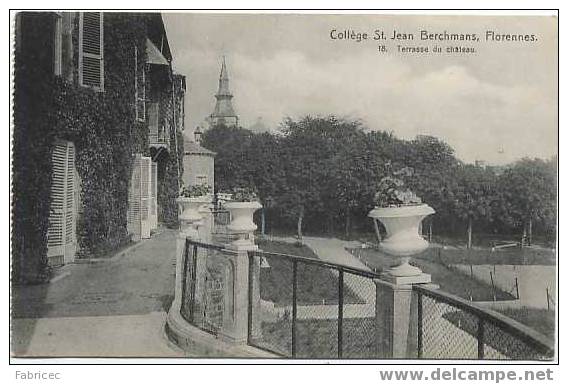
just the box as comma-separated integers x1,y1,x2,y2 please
180,240,230,336
247,250,380,358
415,285,554,360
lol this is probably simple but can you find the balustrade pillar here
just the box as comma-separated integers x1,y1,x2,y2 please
219,201,262,344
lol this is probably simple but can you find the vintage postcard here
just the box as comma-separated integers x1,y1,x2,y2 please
10,10,558,365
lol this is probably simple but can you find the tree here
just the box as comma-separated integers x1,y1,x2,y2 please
396,135,462,236
326,125,378,239
497,158,557,245
201,124,256,192
276,116,330,239
453,164,498,248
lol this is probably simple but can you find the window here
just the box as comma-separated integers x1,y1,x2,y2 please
53,14,62,76
134,45,146,122
79,12,104,91
148,103,159,142
196,175,208,186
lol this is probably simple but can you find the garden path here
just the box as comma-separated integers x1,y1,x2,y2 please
269,236,376,315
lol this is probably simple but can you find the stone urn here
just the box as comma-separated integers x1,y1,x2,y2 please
225,201,262,250
368,204,435,277
177,196,211,239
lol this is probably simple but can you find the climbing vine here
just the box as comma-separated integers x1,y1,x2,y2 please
12,13,181,284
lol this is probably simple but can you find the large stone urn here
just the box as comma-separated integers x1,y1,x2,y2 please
368,204,435,278
177,196,211,239
225,201,262,250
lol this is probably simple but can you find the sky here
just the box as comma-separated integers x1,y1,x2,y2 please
163,13,557,165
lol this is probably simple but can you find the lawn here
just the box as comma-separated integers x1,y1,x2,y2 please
493,307,556,340
349,248,516,301
443,308,554,359
417,246,555,266
256,240,364,306
251,317,379,358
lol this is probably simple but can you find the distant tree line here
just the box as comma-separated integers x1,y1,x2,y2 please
202,116,556,246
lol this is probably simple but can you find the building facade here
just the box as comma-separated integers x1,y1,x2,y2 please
182,134,215,189
12,12,185,282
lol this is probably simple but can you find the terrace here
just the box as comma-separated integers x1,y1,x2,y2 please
166,208,555,360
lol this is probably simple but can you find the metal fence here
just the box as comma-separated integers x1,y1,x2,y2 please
180,239,232,335
414,284,554,360
247,249,381,358
179,237,554,360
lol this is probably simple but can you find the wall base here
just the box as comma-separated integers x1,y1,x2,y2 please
166,300,278,358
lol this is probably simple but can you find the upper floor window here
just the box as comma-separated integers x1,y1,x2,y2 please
134,45,146,122
79,12,104,92
53,13,62,76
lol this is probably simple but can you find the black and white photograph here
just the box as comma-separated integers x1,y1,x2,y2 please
9,9,558,366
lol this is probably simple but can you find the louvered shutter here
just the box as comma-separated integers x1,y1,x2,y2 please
127,155,142,241
140,156,152,238
150,161,158,230
47,141,77,265
79,12,104,91
148,103,159,142
134,45,146,122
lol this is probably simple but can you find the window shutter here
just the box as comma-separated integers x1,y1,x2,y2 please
127,155,142,241
135,45,146,121
47,141,77,265
47,145,67,250
151,162,158,230
140,157,152,238
79,12,104,91
148,103,159,141
65,144,76,245
53,14,63,76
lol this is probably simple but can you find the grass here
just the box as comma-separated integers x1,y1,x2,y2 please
350,248,516,301
257,239,319,258
252,317,378,358
417,246,555,266
256,240,364,306
443,309,554,359
493,307,556,340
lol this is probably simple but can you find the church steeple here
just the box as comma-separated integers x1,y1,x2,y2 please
210,56,239,127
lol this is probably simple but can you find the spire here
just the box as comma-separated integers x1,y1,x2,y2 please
210,56,239,127
217,55,232,97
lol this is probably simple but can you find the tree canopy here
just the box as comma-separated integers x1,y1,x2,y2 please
201,117,557,244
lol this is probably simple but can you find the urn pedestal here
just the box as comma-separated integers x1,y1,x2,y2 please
225,201,262,251
368,204,435,283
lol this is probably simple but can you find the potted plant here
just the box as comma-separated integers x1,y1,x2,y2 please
224,187,262,249
177,184,212,237
368,168,435,277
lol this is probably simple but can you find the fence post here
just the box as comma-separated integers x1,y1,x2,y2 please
417,292,423,358
546,288,550,311
219,202,262,344
490,271,496,302
248,254,262,341
338,270,344,358
172,198,204,313
219,241,256,344
292,260,298,358
374,276,433,359
477,318,485,359
515,277,520,300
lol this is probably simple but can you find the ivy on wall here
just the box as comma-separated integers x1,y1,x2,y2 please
12,13,182,284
